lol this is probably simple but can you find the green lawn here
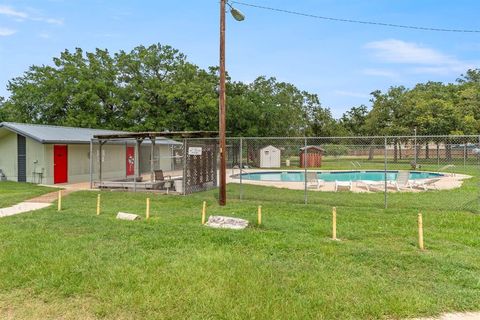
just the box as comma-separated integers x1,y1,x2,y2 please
0,181,57,208
0,182,479,319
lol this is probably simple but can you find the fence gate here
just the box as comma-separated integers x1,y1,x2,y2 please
183,139,218,194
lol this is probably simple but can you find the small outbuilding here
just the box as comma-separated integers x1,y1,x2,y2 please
300,146,325,168
0,122,181,185
260,145,281,168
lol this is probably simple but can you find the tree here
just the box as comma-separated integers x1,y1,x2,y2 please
340,105,369,136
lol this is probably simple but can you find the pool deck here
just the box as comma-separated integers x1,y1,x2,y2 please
227,169,471,193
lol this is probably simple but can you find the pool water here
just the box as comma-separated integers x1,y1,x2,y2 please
238,171,442,182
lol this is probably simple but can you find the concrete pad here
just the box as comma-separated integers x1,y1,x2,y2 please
413,311,480,320
0,202,51,218
205,216,249,230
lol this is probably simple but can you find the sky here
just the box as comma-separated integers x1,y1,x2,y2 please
0,0,479,117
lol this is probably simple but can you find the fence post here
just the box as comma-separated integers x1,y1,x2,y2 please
332,207,337,240
96,194,101,215
183,138,187,196
146,198,150,220
57,190,62,211
384,137,388,209
240,137,243,201
304,137,308,205
418,212,424,250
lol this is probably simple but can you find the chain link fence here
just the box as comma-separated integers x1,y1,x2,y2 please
89,135,479,213
220,135,479,213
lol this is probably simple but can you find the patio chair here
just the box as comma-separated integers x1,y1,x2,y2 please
410,178,441,191
335,180,352,192
153,170,172,190
358,180,385,191
306,172,324,189
390,171,413,191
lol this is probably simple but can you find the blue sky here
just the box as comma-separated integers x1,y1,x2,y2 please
0,0,479,117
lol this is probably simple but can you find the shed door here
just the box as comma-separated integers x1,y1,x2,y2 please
126,146,135,176
54,145,68,184
17,135,26,182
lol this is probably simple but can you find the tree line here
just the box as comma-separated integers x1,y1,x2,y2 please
0,43,479,137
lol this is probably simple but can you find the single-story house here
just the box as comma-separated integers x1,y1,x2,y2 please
0,122,181,185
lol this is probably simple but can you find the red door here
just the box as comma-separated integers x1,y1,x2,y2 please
54,145,68,184
126,146,135,176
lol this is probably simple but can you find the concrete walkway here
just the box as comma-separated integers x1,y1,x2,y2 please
0,202,51,218
0,189,76,218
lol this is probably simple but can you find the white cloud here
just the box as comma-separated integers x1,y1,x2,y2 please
365,39,479,76
0,5,63,25
0,5,28,19
365,39,455,65
334,90,370,99
362,68,398,78
0,27,16,36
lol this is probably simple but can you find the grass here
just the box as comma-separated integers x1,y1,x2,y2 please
0,181,479,319
0,181,57,208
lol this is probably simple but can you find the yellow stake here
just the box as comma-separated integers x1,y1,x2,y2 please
201,201,206,224
57,190,62,211
96,194,101,215
418,213,424,250
332,207,337,240
146,198,150,220
258,205,262,225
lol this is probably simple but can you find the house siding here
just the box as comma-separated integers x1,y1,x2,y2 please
0,131,18,181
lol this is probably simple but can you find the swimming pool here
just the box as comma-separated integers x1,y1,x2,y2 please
236,171,443,182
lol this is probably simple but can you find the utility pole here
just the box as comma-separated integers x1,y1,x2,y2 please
219,0,227,206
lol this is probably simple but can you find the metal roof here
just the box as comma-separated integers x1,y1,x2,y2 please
0,122,181,145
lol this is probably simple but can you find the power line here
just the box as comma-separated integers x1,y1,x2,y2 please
231,1,480,33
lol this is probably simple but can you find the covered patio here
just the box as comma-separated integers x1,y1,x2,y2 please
89,131,218,194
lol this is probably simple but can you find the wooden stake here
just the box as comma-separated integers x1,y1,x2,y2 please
418,213,424,250
146,198,150,220
96,194,101,215
258,205,262,225
332,207,337,240
57,190,62,211
201,201,206,225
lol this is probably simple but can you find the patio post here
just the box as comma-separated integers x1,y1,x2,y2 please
99,140,103,186
134,139,140,192
150,136,155,182
89,139,94,189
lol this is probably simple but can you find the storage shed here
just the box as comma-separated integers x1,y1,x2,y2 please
260,145,281,168
300,146,325,168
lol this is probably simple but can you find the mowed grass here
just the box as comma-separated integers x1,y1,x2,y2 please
0,183,479,319
0,181,57,208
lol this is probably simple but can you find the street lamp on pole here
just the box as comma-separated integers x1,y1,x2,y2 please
219,0,245,206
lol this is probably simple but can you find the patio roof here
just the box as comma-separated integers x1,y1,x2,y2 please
93,131,219,140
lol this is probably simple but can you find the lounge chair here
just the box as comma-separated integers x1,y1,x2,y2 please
438,164,456,176
390,171,413,191
335,180,352,192
306,172,324,189
358,180,385,191
410,178,441,191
